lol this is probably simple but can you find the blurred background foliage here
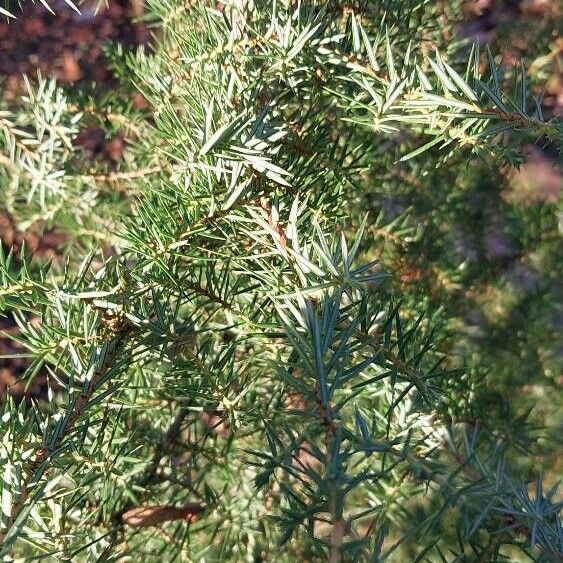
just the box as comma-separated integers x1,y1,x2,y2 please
344,0,563,490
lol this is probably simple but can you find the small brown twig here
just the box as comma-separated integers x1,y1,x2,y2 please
121,504,203,528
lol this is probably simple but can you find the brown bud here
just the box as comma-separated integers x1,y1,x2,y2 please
200,410,230,438
122,504,203,528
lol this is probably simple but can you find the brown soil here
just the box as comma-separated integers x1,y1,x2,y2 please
0,0,148,98
0,0,147,400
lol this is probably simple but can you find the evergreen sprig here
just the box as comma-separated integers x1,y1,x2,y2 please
0,1,560,560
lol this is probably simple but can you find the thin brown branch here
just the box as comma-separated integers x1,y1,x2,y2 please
83,166,162,183
184,279,232,310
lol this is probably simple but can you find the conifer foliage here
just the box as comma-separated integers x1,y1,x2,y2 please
0,1,561,560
